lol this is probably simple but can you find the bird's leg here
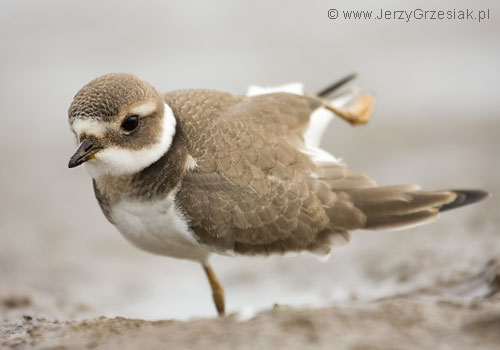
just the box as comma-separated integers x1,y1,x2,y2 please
202,263,225,316
325,94,375,126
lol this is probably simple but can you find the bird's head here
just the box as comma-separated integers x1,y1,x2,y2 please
68,73,176,178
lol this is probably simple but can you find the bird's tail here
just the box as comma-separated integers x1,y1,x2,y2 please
345,186,489,231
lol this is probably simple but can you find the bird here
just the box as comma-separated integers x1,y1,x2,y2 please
67,73,488,317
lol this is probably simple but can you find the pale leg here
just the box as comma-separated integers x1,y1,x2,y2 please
202,263,226,316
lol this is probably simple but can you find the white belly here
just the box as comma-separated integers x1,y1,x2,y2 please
109,193,209,262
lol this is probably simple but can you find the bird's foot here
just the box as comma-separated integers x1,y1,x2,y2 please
326,94,375,126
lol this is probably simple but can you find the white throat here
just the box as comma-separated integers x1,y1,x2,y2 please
84,103,176,178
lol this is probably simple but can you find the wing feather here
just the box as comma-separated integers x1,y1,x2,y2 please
175,93,366,256
165,89,485,257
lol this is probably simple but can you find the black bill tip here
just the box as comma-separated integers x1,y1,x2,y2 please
68,139,96,168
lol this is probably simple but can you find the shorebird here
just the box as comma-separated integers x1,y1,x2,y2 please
68,73,487,316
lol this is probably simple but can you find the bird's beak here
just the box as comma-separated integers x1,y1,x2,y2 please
68,139,99,168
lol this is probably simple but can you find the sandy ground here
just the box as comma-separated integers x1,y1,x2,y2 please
2,297,500,350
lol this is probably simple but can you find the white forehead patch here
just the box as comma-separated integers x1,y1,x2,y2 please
129,101,157,116
71,118,108,137
83,103,177,179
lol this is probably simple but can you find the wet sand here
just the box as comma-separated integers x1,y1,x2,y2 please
3,296,500,349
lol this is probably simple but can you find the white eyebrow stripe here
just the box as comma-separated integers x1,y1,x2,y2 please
71,118,108,137
129,101,157,116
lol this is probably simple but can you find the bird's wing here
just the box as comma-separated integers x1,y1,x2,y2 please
176,92,369,256
168,90,485,257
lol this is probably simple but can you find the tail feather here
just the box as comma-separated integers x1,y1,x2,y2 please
439,189,489,212
346,187,489,231
365,209,438,231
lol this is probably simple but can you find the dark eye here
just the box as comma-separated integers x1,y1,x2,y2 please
121,115,139,132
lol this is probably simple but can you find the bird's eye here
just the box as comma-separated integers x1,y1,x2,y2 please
121,115,139,133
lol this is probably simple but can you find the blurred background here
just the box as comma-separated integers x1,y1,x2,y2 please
1,0,499,321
